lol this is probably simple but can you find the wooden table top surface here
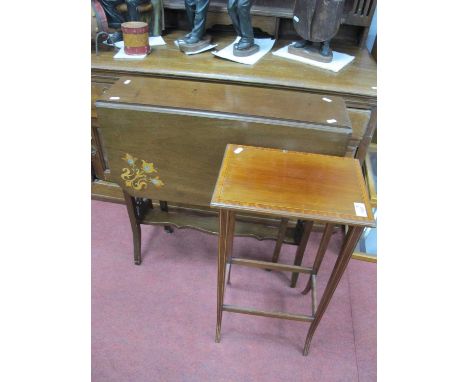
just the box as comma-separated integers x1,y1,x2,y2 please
98,76,351,129
211,145,375,227
92,31,377,101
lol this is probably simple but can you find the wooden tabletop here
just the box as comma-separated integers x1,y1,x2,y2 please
211,145,375,227
97,76,351,129
92,30,377,104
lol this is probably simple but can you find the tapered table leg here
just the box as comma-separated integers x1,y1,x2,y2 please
226,213,236,284
227,259,233,285
271,218,289,264
302,223,334,295
215,210,235,343
290,221,314,288
123,191,142,265
132,224,142,265
302,226,364,356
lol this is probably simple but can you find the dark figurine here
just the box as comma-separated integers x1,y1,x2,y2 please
290,0,345,62
177,0,212,53
99,0,147,43
227,0,259,56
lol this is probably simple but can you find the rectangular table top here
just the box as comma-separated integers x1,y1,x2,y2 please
211,145,375,227
97,76,351,131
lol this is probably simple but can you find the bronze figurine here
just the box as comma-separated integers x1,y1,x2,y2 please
290,0,345,62
228,0,259,56
177,0,212,53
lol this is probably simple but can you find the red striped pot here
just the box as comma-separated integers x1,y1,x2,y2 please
121,21,150,55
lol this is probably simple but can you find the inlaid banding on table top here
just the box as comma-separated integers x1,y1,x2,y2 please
210,200,373,226
211,145,375,227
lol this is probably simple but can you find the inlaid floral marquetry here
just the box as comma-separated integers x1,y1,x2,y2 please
121,153,164,190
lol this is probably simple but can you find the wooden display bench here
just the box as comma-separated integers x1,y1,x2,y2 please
91,31,376,108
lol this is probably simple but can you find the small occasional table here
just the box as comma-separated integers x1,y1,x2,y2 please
211,144,376,356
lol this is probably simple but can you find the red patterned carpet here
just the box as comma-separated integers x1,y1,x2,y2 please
92,200,376,381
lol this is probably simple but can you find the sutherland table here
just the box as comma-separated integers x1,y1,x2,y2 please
211,144,376,356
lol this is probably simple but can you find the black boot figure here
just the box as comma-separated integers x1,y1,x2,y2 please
227,0,259,56
178,0,212,52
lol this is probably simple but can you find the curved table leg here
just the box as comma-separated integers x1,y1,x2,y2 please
302,226,364,356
